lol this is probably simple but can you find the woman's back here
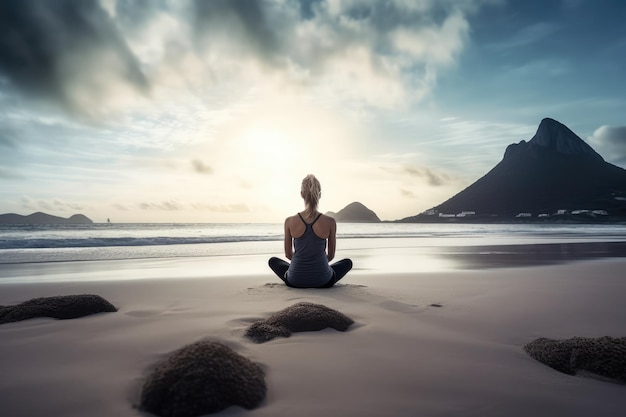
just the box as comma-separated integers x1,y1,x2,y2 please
286,212,334,240
286,213,333,287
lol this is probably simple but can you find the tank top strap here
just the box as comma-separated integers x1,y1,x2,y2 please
310,213,322,226
297,212,322,226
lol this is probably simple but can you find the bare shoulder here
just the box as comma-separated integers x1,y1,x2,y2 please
320,214,336,227
285,215,299,227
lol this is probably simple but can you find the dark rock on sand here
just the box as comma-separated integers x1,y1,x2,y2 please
524,336,626,383
0,294,117,324
245,302,354,343
140,341,266,417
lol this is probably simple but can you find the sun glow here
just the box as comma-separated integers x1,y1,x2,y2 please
187,93,376,221
237,126,305,214
241,127,300,171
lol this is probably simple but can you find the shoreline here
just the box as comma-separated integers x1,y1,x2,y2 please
2,239,626,284
1,258,626,416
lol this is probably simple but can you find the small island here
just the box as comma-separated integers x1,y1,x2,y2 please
326,202,381,223
0,212,93,225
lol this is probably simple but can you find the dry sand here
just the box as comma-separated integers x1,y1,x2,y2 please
1,258,625,416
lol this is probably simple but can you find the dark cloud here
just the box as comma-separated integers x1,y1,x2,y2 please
297,0,323,20
589,125,626,166
114,0,168,30
191,159,213,174
0,0,149,113
192,0,281,62
342,1,444,32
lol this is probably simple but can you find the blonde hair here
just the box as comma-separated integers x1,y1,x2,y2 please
301,174,321,218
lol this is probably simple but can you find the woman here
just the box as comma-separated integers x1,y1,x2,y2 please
269,174,353,288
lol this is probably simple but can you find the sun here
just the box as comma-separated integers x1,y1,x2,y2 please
241,127,299,170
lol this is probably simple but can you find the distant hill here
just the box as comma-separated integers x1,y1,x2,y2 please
327,202,381,223
403,118,626,222
0,212,93,225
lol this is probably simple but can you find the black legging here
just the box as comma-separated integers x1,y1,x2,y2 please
268,257,353,288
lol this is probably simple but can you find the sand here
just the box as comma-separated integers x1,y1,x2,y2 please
1,258,625,416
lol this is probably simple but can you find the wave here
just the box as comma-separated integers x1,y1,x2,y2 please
0,235,282,250
2,222,625,251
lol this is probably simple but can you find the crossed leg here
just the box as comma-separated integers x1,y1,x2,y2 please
321,258,353,288
268,257,291,285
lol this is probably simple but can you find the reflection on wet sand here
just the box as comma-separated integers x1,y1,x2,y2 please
438,241,626,269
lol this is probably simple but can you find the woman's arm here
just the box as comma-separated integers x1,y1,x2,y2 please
327,217,336,262
284,218,294,260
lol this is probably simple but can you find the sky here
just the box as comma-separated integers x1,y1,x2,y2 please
0,0,625,223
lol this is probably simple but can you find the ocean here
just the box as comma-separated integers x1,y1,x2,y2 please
1,222,626,266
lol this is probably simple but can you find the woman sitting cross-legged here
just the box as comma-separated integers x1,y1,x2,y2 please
268,174,353,288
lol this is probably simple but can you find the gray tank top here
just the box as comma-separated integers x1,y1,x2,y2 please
286,213,333,287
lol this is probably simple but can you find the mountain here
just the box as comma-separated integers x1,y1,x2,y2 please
327,202,381,223
403,118,626,222
0,212,93,225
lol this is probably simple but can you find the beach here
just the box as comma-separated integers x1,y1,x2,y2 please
1,250,626,417
2,1,626,415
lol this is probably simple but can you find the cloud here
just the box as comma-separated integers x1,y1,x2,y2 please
589,125,626,166
0,0,149,116
191,0,281,63
191,159,213,174
378,163,461,187
191,203,250,213
0,168,18,179
503,58,570,77
129,200,249,213
0,0,481,117
430,118,537,175
19,196,84,212
113,203,130,211
403,165,454,186
51,199,85,212
278,1,473,106
139,200,183,211
0,125,15,148
486,22,559,51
